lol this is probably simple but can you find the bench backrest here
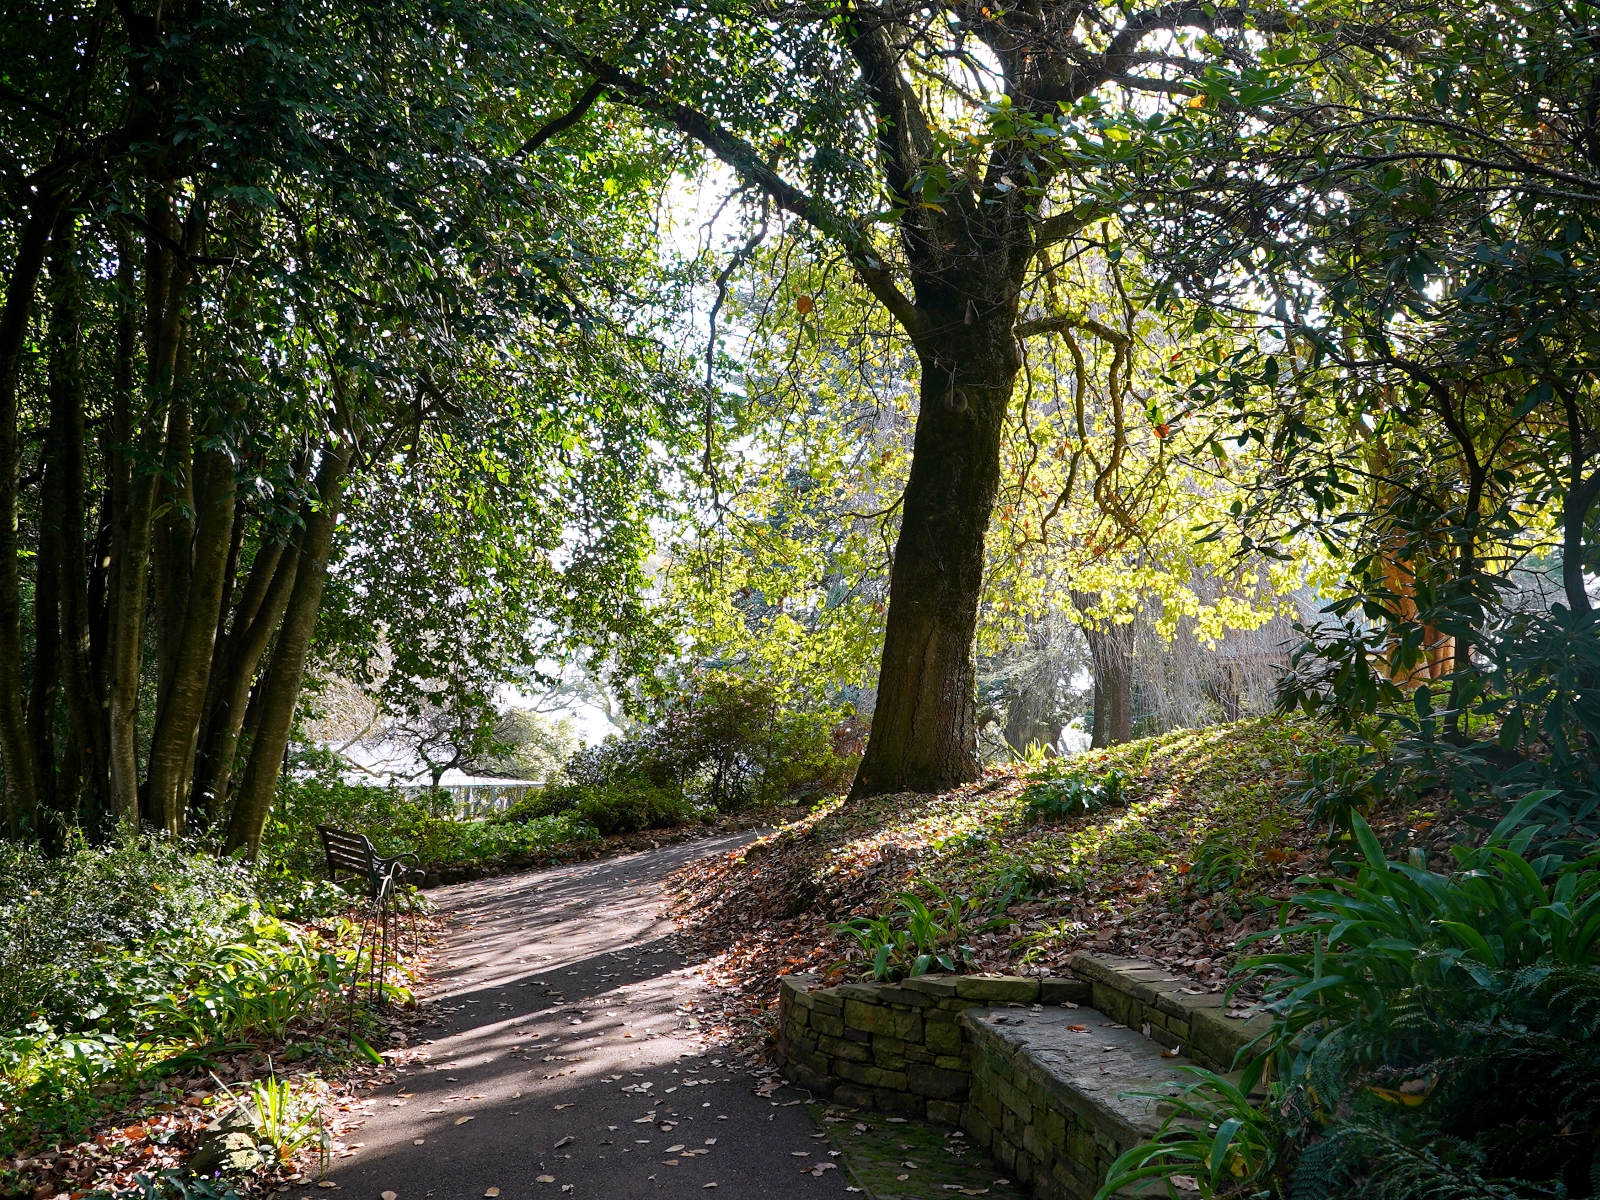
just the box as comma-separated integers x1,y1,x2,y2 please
318,825,378,880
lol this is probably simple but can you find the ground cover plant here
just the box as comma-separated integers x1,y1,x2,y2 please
0,836,418,1198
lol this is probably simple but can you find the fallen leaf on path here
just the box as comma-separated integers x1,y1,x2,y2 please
536,1177,555,1184
554,1136,574,1148
382,1192,398,1200
485,1189,500,1197
454,1116,475,1125
413,1139,425,1145
553,1103,574,1110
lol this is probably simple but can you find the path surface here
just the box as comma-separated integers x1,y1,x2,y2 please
322,834,855,1200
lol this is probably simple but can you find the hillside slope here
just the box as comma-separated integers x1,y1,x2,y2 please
670,716,1359,1030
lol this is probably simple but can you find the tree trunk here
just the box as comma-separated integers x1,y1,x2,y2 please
0,199,64,836
1072,591,1134,747
224,442,352,858
850,316,1017,797
192,534,296,824
145,440,235,834
50,216,106,837
108,194,186,821
30,396,64,843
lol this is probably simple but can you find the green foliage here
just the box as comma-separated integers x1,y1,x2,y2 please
1209,807,1600,1198
265,748,599,874
1281,603,1600,856
1096,1067,1284,1200
1022,768,1127,822
541,672,855,819
0,839,365,1157
829,887,982,981
232,1074,328,1168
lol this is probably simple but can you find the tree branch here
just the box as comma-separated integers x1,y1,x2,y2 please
514,80,607,159
570,51,929,336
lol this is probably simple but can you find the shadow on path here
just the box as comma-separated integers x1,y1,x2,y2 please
318,833,856,1200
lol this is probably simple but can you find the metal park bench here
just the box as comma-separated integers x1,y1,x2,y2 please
317,825,426,901
317,825,427,1019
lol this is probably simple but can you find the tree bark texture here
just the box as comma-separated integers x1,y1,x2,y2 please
225,442,352,859
851,320,1018,796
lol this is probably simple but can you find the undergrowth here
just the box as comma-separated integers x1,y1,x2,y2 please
0,835,406,1196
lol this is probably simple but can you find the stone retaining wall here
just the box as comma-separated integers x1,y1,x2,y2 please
775,956,1273,1200
775,973,1090,1125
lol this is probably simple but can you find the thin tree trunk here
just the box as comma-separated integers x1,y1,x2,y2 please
30,402,64,843
1073,593,1135,748
50,214,109,830
108,193,189,821
851,318,1016,797
0,199,64,835
224,443,352,858
193,537,296,823
151,392,194,719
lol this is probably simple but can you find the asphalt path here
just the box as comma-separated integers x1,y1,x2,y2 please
320,833,854,1200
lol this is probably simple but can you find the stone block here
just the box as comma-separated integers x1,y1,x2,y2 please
1168,1018,1190,1041
844,997,895,1035
907,1062,969,1100
1041,976,1092,1005
811,1011,844,1038
935,1054,967,1071
876,1088,927,1118
927,1099,964,1126
838,982,884,1001
834,1059,908,1091
812,994,844,1017
966,1107,995,1148
1092,982,1141,1028
956,975,1041,1003
925,1014,963,1055
875,986,936,1007
834,1083,875,1110
994,1077,1033,1123
902,974,960,997
872,1037,908,1070
818,1034,870,1062
995,1138,1018,1170
844,1027,871,1043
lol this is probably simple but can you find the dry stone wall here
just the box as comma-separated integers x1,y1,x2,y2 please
775,973,1090,1125
775,955,1273,1200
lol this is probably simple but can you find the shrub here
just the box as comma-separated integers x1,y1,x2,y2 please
1021,767,1127,822
0,837,365,1157
562,672,857,813
573,782,699,836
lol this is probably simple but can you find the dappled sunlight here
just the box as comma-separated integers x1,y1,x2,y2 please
673,716,1337,1000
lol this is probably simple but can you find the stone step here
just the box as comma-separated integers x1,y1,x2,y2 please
963,1003,1190,1199
775,956,1273,1200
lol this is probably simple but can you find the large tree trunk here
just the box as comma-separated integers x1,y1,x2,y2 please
850,314,1017,797
192,533,296,825
224,442,352,858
